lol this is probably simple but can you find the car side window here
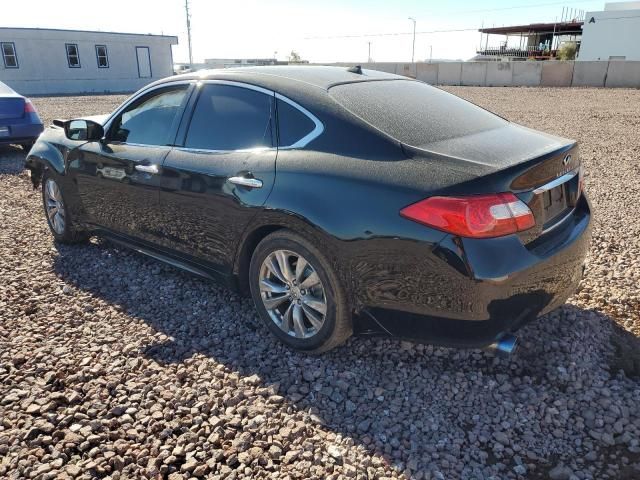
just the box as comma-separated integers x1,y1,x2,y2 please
110,86,188,146
276,98,316,147
184,84,273,151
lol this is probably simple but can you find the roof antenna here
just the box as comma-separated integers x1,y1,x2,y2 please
347,65,363,74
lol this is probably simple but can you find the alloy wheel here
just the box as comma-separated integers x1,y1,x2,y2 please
259,249,327,338
44,179,66,235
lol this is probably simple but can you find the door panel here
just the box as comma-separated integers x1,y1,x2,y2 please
159,148,276,272
69,142,169,242
158,82,277,274
69,84,191,242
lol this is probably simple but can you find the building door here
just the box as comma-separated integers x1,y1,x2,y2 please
136,46,152,78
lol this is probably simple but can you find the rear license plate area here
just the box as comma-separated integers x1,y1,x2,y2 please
542,184,568,221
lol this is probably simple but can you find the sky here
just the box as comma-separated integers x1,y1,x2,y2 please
2,0,607,63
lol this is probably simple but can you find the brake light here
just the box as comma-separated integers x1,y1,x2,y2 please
400,193,535,238
24,99,37,113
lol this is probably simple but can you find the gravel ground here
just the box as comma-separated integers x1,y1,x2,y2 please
1,88,639,480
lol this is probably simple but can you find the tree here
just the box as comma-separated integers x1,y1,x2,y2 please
557,42,577,61
288,50,302,63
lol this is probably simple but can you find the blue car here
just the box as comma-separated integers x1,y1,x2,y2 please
0,81,43,150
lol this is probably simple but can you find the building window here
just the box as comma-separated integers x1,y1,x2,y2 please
95,45,109,68
66,43,81,68
1,42,18,68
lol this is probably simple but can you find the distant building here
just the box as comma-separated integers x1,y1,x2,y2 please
579,2,640,60
203,58,289,69
0,27,177,95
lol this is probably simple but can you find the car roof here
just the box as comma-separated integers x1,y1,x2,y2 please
159,65,408,92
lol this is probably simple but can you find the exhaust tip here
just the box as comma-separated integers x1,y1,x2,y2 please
488,334,518,356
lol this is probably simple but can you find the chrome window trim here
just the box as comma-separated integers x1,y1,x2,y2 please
274,93,324,149
175,146,276,154
199,79,275,97
102,80,194,137
176,80,324,153
101,78,324,152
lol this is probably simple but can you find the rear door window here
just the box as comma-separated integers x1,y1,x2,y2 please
184,84,274,151
329,80,507,148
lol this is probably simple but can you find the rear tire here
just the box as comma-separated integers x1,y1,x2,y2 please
249,230,352,353
41,170,88,244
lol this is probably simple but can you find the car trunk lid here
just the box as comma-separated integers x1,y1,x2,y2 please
403,123,581,242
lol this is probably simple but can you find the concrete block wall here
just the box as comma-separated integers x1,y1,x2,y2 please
572,61,609,87
606,61,640,88
485,62,513,86
324,61,640,88
512,62,543,86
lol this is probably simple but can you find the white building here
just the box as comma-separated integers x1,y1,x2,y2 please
578,2,640,60
0,27,177,95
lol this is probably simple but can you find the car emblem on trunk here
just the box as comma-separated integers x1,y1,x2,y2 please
563,154,572,166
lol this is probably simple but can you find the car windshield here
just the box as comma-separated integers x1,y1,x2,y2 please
329,79,507,148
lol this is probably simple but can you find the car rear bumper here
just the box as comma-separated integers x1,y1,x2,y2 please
0,122,43,145
358,193,592,348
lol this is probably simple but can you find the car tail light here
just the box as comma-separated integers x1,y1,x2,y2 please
400,193,535,238
24,99,37,113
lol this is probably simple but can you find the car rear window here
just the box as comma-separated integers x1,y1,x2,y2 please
329,80,507,147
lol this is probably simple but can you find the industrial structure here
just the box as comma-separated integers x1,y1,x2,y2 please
476,21,583,61
0,27,177,95
475,1,640,62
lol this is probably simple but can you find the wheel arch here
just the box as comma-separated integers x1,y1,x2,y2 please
234,224,285,295
25,141,66,188
232,213,341,296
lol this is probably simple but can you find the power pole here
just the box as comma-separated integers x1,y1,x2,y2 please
185,0,193,68
367,41,372,62
408,17,416,63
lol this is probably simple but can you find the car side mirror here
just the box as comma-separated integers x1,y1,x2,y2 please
64,119,104,142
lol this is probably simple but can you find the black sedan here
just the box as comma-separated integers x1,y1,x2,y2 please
25,66,591,354
0,81,43,150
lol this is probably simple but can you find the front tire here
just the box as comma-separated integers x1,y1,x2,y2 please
249,230,352,353
41,170,88,244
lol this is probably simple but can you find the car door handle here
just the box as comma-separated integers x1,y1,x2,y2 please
228,176,263,189
135,164,159,174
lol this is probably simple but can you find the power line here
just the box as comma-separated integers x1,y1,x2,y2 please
305,27,479,40
452,0,600,15
305,0,603,40
305,13,640,41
